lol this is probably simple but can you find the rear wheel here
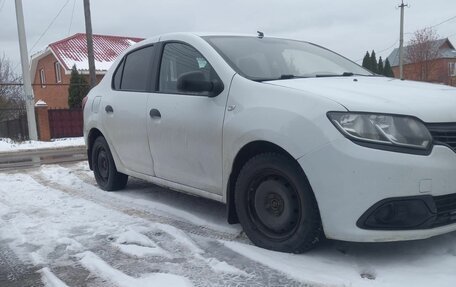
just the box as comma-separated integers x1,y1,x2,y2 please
235,153,322,253
92,136,128,191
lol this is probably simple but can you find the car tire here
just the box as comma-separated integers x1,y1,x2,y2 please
92,136,128,191
235,153,322,253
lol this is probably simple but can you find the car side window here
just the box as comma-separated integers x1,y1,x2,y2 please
159,42,216,95
112,58,124,90
114,45,155,92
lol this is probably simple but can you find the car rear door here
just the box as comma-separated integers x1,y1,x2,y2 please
101,45,156,176
146,41,229,194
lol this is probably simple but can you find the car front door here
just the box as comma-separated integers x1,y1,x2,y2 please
146,41,228,194
101,45,156,176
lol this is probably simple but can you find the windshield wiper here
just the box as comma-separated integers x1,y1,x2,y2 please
315,72,378,78
279,74,307,79
315,72,355,78
253,74,309,82
253,72,374,82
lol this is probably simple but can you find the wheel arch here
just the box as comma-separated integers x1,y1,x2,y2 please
226,140,316,224
87,128,104,170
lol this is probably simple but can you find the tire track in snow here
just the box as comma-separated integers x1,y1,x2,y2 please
89,227,306,287
1,167,312,286
77,251,193,287
29,168,247,243
26,165,312,286
0,241,44,287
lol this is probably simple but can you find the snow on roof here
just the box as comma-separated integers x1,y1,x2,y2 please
49,33,144,72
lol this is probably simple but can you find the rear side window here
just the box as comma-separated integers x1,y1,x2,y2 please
113,45,155,92
112,59,124,90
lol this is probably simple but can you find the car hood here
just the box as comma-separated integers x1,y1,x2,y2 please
266,77,456,123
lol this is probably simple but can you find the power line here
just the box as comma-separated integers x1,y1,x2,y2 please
430,15,456,28
29,0,71,53
354,39,400,62
401,15,456,35
355,12,454,64
378,39,400,54
68,0,76,36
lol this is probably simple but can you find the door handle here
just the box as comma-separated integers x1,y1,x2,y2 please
105,105,114,113
149,108,161,119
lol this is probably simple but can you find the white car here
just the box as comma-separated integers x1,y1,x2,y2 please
84,33,456,253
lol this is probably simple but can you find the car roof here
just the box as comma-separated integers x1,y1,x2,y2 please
159,32,300,41
191,32,260,37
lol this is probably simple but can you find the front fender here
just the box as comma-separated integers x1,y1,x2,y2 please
221,75,346,202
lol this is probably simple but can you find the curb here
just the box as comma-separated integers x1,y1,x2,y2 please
0,145,86,158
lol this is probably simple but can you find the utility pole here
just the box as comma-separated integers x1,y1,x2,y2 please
83,0,96,88
398,0,408,80
14,0,38,140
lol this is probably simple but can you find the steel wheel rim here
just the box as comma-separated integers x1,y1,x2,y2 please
247,169,302,240
95,147,109,183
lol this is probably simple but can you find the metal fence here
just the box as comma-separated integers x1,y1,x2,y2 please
48,108,83,139
1,80,88,141
1,81,29,141
0,108,29,141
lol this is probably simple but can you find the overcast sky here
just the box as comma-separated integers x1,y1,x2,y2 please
0,0,455,74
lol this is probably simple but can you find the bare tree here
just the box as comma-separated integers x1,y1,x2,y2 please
405,27,441,82
0,54,25,121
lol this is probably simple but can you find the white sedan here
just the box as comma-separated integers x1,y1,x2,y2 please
84,33,456,253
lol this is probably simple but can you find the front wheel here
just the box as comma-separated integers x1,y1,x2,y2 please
92,136,128,191
235,153,322,253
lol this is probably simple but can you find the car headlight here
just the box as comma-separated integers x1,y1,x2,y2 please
328,112,432,152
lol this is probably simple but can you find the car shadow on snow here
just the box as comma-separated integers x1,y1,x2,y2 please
109,176,241,234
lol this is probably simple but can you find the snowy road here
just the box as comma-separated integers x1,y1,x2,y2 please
1,162,456,286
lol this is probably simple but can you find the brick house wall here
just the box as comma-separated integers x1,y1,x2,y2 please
32,53,103,109
33,53,70,109
392,58,456,86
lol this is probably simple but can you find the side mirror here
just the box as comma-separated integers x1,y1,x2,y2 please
177,71,224,97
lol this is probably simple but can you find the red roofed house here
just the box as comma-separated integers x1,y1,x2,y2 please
387,38,456,86
30,33,143,108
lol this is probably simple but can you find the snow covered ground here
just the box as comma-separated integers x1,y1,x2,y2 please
1,162,456,286
0,137,84,153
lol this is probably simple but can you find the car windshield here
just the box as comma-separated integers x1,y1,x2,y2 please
204,36,373,81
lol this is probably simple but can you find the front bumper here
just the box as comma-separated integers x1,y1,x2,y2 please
298,138,456,242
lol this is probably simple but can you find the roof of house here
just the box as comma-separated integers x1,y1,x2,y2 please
30,33,143,80
387,38,456,67
49,33,143,71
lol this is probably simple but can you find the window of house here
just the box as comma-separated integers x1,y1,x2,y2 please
40,69,46,88
449,62,456,77
54,62,62,83
159,42,217,95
